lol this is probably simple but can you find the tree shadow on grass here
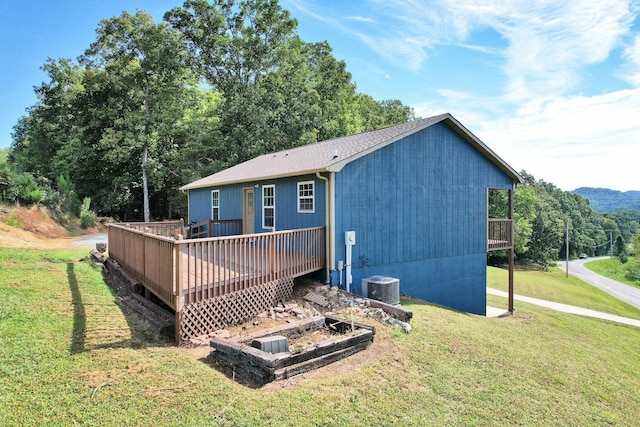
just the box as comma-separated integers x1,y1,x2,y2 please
68,260,171,354
68,262,86,354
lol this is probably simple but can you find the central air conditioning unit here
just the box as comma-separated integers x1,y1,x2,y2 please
362,276,400,305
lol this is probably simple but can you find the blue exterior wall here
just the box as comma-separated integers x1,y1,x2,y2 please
188,174,326,234
332,122,514,315
254,174,326,232
188,183,244,224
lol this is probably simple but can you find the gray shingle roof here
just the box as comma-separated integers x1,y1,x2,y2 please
180,113,523,190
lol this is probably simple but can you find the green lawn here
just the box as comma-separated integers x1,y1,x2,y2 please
1,247,639,426
583,257,640,289
487,266,640,320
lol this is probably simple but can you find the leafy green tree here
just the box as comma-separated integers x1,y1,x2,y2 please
614,235,627,262
166,0,414,167
11,59,85,180
623,231,640,283
166,0,300,164
10,2,414,220
606,210,640,244
80,10,193,221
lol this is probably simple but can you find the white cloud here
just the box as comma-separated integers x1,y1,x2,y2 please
434,88,474,100
347,16,376,23
344,0,637,100
474,89,640,191
620,34,640,86
490,1,635,101
355,34,429,72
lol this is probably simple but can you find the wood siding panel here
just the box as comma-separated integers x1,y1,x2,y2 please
190,177,325,234
333,121,513,315
189,184,244,224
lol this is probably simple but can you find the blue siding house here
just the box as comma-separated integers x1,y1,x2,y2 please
181,113,523,316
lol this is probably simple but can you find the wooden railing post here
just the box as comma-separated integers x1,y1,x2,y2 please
174,236,184,344
269,231,276,280
508,189,515,313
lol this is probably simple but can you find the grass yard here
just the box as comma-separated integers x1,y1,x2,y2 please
584,257,640,289
1,248,639,426
487,266,640,320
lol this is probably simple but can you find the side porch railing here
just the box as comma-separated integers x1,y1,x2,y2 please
487,219,513,251
189,219,243,239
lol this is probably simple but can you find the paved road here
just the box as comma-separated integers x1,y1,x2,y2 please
557,257,640,310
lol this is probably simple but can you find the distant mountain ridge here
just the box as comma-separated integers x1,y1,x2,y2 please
572,187,640,212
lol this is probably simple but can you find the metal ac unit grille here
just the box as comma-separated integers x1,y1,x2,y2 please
366,276,400,305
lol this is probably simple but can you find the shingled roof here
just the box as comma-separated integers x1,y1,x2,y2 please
181,113,523,190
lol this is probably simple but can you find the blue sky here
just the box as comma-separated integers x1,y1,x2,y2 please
2,0,640,192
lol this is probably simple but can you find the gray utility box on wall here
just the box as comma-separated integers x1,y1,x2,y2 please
362,276,400,305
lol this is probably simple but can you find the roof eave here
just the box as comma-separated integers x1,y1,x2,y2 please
179,168,329,191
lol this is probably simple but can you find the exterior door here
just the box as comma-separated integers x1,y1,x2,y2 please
243,188,255,234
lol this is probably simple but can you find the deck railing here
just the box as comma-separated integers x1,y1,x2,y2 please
487,219,513,251
117,220,185,238
107,223,325,311
189,219,243,239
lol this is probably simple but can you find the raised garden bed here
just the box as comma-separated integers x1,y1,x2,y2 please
210,315,375,385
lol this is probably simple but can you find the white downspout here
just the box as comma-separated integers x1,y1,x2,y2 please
316,172,332,282
329,172,336,280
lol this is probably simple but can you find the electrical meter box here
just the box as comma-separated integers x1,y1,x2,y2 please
345,231,356,246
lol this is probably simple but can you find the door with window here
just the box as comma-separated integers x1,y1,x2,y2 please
243,188,254,234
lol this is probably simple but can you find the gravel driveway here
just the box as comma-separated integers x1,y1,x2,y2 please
71,233,108,249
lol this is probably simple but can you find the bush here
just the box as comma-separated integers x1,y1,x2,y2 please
14,173,46,205
56,175,81,217
623,258,640,284
79,197,96,229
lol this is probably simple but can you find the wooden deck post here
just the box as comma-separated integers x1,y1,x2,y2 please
174,235,184,344
269,229,276,280
508,188,515,313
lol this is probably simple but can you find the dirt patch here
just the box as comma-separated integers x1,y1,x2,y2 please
185,281,406,390
187,323,397,391
0,205,103,249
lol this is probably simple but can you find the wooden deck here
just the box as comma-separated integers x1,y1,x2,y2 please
176,237,323,304
108,223,325,343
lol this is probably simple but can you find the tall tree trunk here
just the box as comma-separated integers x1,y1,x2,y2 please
142,143,150,222
142,81,151,222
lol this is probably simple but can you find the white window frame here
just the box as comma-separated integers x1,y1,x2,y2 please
297,180,315,213
211,190,220,221
262,185,275,229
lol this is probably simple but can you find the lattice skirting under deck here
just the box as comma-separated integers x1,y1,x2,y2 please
179,277,295,343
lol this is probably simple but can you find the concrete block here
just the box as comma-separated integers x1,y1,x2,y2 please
252,335,289,353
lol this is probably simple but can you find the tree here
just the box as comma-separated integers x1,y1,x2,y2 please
166,0,300,164
11,59,85,180
613,235,627,261
167,0,414,167
81,10,193,221
10,2,414,219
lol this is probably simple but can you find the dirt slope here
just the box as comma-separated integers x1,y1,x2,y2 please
0,206,79,249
